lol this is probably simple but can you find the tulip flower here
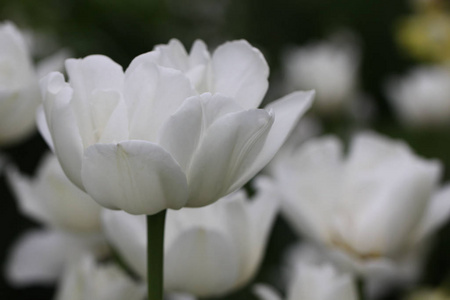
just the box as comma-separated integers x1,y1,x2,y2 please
39,39,313,216
102,177,279,298
269,132,450,294
55,254,146,300
254,245,357,300
39,38,312,300
6,153,107,286
386,65,450,128
0,21,66,145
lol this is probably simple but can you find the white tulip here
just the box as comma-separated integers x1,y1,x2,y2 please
254,245,357,300
283,35,359,115
39,39,314,215
0,22,67,145
55,254,145,300
102,177,279,297
5,153,107,286
386,65,450,128
270,132,450,292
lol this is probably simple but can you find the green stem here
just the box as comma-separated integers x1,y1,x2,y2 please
357,277,365,300
147,210,166,300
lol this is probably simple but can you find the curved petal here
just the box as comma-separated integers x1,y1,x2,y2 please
81,141,189,215
40,72,85,189
211,40,269,109
165,228,239,297
158,93,242,171
124,63,196,142
226,90,315,194
186,109,273,207
36,105,54,151
65,55,124,99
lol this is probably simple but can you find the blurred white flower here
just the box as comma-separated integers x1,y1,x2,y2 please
254,245,357,300
39,39,313,215
0,21,66,145
270,132,450,294
386,65,450,128
7,153,102,232
5,153,107,286
283,34,359,115
55,254,145,300
102,177,279,297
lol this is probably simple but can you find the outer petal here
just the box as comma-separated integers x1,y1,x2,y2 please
41,72,85,189
186,109,273,207
211,40,269,109
124,63,196,142
36,105,54,151
165,228,239,297
225,90,315,194
81,141,188,215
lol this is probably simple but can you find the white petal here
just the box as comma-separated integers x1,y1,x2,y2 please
278,136,343,241
239,177,279,285
6,164,49,224
186,109,273,207
158,93,242,171
41,73,85,189
226,90,315,194
36,105,54,151
124,63,196,142
211,40,269,109
415,184,450,242
65,55,124,99
6,230,67,286
81,141,189,215
165,228,239,297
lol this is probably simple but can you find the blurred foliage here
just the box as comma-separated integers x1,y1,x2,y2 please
2,1,450,300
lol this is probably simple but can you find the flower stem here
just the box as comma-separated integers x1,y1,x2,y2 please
357,277,365,300
147,210,166,300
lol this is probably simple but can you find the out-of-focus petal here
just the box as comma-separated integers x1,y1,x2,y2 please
165,228,239,297
6,230,69,286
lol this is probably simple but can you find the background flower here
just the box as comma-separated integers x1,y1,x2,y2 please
269,132,450,295
102,177,279,297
